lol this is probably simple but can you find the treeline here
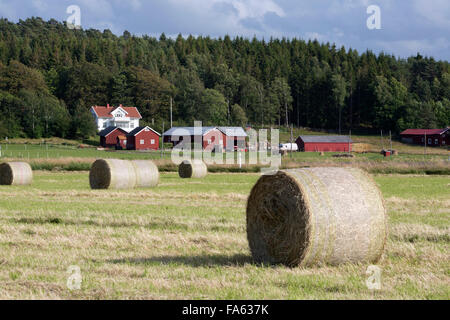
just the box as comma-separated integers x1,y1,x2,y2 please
0,17,448,139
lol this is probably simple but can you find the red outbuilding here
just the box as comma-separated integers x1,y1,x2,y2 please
218,127,248,151
202,128,225,151
162,126,247,152
400,128,449,147
126,126,161,150
296,135,353,152
99,126,128,148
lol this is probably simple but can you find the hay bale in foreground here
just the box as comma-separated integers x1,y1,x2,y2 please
178,160,207,178
246,167,387,267
0,162,33,185
131,160,159,188
90,159,136,189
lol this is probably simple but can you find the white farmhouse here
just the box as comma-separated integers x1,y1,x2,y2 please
90,104,142,133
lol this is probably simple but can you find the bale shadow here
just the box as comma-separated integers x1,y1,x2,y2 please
106,254,254,267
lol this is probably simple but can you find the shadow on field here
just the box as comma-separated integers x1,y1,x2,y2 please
106,254,253,267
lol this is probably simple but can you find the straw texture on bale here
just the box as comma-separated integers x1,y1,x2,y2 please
246,167,387,267
178,160,207,178
0,162,33,185
90,159,136,189
131,160,159,188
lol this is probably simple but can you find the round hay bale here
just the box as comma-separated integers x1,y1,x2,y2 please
246,167,387,267
178,160,207,179
0,162,33,185
89,159,136,190
131,160,159,188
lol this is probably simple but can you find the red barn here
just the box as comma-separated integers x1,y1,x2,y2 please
163,127,220,150
400,128,449,147
296,135,353,152
126,126,161,150
99,127,128,148
218,127,248,151
162,126,247,151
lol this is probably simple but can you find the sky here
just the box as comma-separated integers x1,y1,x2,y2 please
0,0,449,61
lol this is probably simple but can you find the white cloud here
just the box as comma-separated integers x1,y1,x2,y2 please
375,37,450,57
228,0,285,19
304,32,325,41
0,1,17,20
31,0,48,11
167,0,284,20
127,0,142,11
413,0,450,28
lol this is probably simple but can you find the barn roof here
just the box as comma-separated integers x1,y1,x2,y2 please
163,127,217,136
400,128,448,135
128,126,161,137
91,105,142,119
98,126,127,137
298,135,353,143
218,127,247,137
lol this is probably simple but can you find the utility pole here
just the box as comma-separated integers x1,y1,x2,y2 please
389,130,392,152
424,133,427,155
380,130,384,150
349,130,351,154
227,100,230,125
161,121,164,159
338,105,341,135
285,100,289,128
170,97,173,128
290,124,294,158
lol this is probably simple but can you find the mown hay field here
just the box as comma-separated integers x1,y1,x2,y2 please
0,171,448,299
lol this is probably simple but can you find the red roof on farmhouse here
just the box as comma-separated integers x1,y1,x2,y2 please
400,128,448,135
92,105,142,119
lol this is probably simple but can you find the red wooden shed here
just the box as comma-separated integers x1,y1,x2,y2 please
162,126,247,152
126,126,161,150
296,135,353,152
218,127,248,151
400,128,449,147
99,126,128,148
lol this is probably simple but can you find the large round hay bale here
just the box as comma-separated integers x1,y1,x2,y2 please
0,162,33,185
246,167,387,267
178,160,207,179
131,160,159,188
89,159,136,190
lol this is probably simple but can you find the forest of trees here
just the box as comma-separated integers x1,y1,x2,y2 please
0,17,448,139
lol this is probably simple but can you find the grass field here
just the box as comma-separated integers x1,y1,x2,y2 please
0,171,448,299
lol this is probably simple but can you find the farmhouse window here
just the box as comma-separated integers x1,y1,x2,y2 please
140,139,145,145
151,139,155,144
103,122,107,128
207,139,211,144
435,139,438,145
428,138,432,144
